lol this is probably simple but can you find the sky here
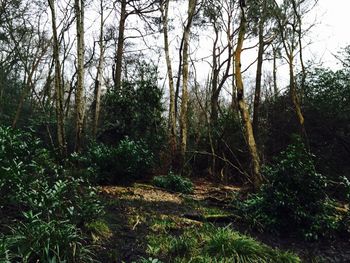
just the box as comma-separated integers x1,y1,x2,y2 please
307,0,350,68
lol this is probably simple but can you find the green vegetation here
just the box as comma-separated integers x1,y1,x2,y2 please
146,222,300,263
1,1,350,261
75,138,154,184
236,137,339,240
153,172,194,194
0,126,103,262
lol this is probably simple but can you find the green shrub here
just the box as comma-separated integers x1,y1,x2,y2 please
9,211,94,263
0,126,56,206
76,138,154,184
205,226,299,263
0,237,12,263
24,178,104,225
0,126,103,261
146,223,300,263
152,172,194,194
237,137,338,240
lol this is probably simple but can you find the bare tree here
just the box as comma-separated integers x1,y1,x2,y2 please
49,0,67,157
235,2,263,190
179,0,198,169
74,0,85,152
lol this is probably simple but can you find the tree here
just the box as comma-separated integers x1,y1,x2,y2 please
113,0,158,90
273,0,317,142
235,1,263,190
74,0,85,152
249,0,276,136
179,0,198,169
160,0,177,162
48,0,67,157
92,0,106,138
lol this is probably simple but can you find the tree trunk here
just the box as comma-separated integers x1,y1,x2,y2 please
48,0,66,157
252,17,265,137
93,0,104,138
235,6,263,190
288,53,306,138
114,0,127,90
179,0,197,169
272,45,278,98
74,0,85,152
161,0,177,160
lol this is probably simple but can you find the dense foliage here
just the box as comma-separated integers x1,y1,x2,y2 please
0,126,103,262
152,172,194,194
99,63,166,157
237,137,339,240
146,223,300,263
76,138,154,184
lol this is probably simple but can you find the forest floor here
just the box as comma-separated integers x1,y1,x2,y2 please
95,179,350,263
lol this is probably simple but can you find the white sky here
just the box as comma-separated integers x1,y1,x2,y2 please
306,0,350,68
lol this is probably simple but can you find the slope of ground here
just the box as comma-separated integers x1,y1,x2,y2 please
95,180,350,263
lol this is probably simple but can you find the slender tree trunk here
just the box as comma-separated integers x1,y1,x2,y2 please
12,77,32,129
210,24,220,126
252,17,265,137
288,52,306,138
179,0,197,169
291,0,306,99
114,0,126,90
272,45,278,98
74,0,85,152
235,6,263,190
48,0,66,157
161,0,177,160
93,0,104,138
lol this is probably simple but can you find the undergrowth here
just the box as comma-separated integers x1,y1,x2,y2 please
0,126,105,262
152,172,194,194
236,137,340,240
146,221,300,263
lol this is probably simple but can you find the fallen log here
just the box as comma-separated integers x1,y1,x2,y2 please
181,213,241,223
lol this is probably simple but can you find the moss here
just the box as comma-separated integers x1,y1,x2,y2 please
85,220,112,242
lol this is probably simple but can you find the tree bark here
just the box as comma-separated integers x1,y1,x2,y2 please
114,0,127,90
252,16,265,137
74,0,85,152
235,6,263,190
179,0,197,169
160,0,177,160
93,0,104,138
272,44,278,98
48,0,67,157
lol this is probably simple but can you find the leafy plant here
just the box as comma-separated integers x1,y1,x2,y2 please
237,137,339,240
9,211,94,263
146,222,300,263
99,62,166,157
0,126,104,261
76,138,154,184
152,172,194,194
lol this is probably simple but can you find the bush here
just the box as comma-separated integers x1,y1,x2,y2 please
99,62,166,157
24,178,104,225
237,137,338,240
0,126,56,206
152,172,194,194
76,138,154,184
0,126,103,261
146,223,300,263
8,211,94,263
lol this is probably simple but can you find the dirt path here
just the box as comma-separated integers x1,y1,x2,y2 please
95,180,237,262
95,181,350,263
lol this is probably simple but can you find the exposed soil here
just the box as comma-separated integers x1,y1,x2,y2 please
95,180,350,263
